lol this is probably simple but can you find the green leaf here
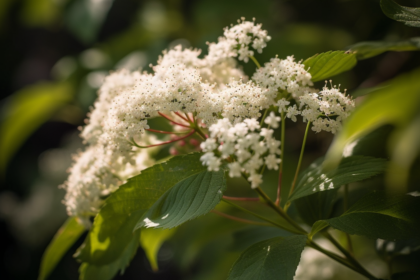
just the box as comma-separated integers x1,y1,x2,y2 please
139,228,176,271
76,153,208,265
229,226,293,252
288,156,387,202
65,0,114,43
314,191,420,240
381,0,420,28
303,51,357,82
137,169,226,229
38,217,85,280
0,81,72,175
295,188,338,226
309,220,329,240
227,235,307,280
323,68,420,177
387,113,420,190
348,37,420,60
79,232,139,280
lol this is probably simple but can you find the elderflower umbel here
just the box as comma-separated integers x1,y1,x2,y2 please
300,82,355,134
200,118,281,189
207,18,271,63
62,135,157,226
252,56,314,100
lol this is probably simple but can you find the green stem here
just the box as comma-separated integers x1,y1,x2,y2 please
307,240,378,279
259,109,269,127
254,187,307,235
288,121,311,199
191,118,207,140
324,232,378,280
275,111,286,206
249,55,261,68
221,199,302,234
211,210,272,226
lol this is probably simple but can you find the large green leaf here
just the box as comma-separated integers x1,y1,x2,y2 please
0,81,72,175
139,228,176,271
381,0,420,28
295,188,338,226
348,37,420,60
75,153,208,265
229,226,293,252
288,156,387,202
137,169,226,229
227,235,307,280
79,232,139,280
303,51,357,82
38,217,85,280
312,191,420,240
387,113,420,190
324,68,420,172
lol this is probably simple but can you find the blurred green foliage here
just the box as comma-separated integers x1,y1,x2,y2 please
1,0,420,279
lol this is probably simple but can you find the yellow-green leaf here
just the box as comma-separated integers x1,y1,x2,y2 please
303,51,357,82
38,217,85,280
139,228,176,271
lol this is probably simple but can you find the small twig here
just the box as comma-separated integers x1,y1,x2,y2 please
211,210,271,226
145,128,190,135
131,130,195,148
174,112,190,122
158,112,191,128
223,195,260,201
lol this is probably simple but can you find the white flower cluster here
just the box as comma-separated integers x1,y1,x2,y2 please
300,83,355,134
62,17,357,223
207,18,271,63
252,56,314,100
62,136,157,226
200,118,281,189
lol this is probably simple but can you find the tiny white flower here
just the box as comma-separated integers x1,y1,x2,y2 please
264,112,281,128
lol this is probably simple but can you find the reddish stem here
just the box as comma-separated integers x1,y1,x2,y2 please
211,210,270,226
174,112,190,122
223,195,260,202
146,128,189,135
132,130,195,148
185,112,193,123
275,172,282,206
158,112,191,128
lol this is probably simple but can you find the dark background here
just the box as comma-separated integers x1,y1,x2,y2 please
1,0,420,279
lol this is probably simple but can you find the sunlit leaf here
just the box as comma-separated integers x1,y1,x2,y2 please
79,233,139,280
0,81,72,175
348,37,420,60
139,228,176,271
386,113,420,190
288,156,387,202
312,191,420,240
227,235,307,280
75,153,208,265
303,51,357,82
137,169,226,229
38,217,85,280
381,0,420,28
324,68,420,172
